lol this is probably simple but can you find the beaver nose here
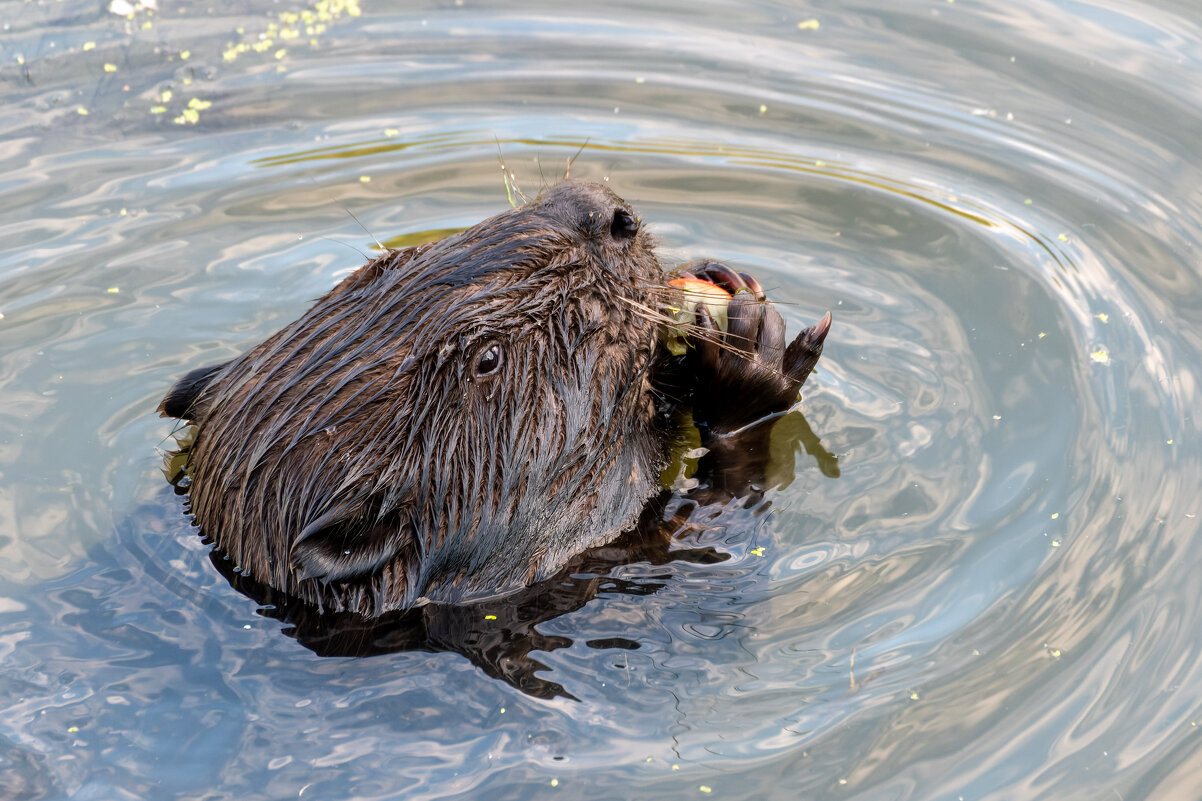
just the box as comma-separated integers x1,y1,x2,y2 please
609,208,639,241
541,181,642,242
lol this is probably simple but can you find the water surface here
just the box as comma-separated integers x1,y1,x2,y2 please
2,1,1201,799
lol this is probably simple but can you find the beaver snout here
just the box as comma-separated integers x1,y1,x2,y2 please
536,180,644,244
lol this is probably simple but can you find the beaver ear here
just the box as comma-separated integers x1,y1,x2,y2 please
159,362,229,420
289,500,413,584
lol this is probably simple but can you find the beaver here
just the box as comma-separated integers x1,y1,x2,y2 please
160,181,830,618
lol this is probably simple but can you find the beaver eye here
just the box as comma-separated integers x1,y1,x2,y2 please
474,342,503,377
610,209,638,241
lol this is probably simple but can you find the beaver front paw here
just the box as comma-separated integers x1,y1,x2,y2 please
674,260,831,436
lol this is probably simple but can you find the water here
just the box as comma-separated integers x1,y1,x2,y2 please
2,0,1201,798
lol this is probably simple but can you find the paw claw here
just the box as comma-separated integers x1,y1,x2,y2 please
784,311,832,383
737,271,765,298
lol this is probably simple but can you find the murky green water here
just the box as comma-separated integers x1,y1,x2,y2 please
3,1,1202,798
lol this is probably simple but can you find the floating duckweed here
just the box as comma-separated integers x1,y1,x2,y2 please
83,41,97,51
187,97,212,110
103,63,117,72
798,18,820,30
77,107,89,115
1090,348,1110,364
1095,312,1109,323
222,0,357,66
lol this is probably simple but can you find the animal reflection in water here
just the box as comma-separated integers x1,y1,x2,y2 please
158,182,835,697
168,410,837,700
158,184,831,617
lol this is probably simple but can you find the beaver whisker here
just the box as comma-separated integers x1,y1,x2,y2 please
612,292,754,353
564,138,589,180
494,138,529,208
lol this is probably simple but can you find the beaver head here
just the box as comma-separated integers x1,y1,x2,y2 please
162,182,671,615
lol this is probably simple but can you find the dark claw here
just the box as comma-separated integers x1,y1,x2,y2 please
784,311,832,384
696,261,745,294
692,261,761,300
673,260,766,303
737,271,764,297
693,300,720,332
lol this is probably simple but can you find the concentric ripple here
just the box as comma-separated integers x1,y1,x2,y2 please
1,1,1201,800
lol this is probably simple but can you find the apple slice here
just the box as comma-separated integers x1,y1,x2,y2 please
661,277,732,356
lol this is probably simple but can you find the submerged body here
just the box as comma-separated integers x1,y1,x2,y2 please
161,182,828,616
